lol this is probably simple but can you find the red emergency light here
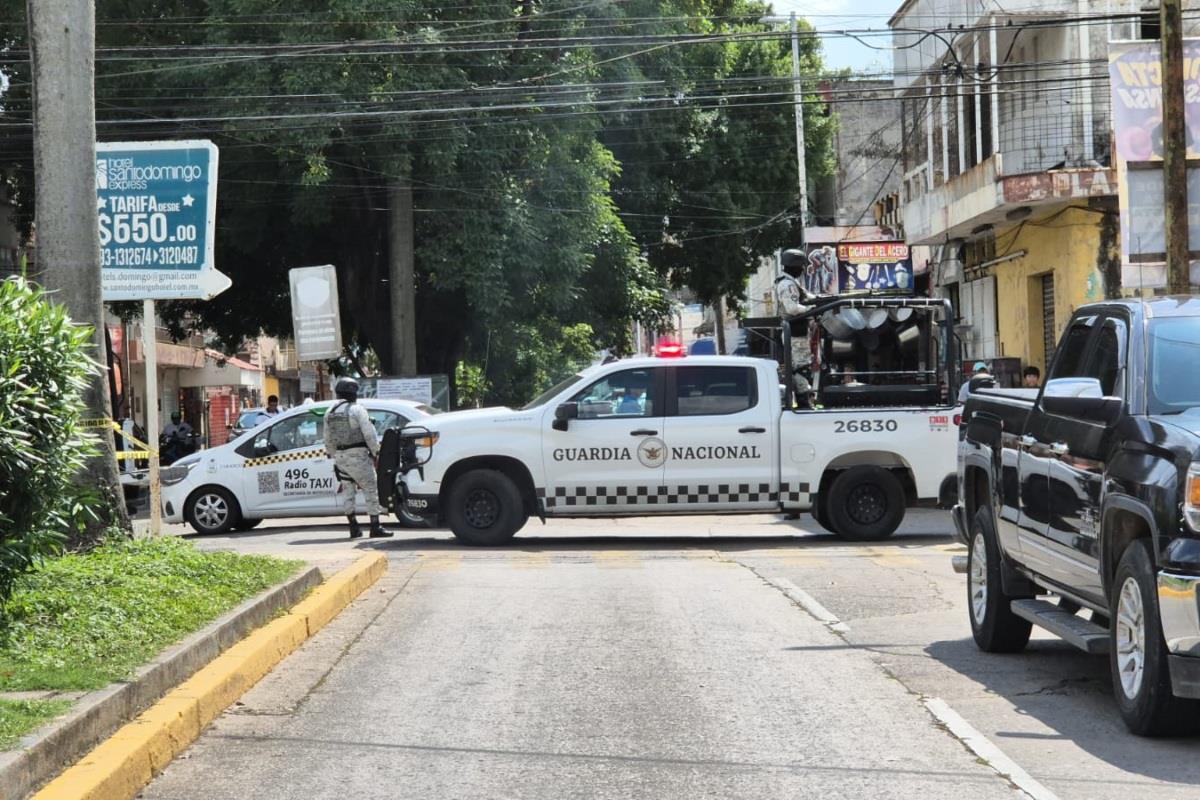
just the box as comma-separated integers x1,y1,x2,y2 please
653,339,686,358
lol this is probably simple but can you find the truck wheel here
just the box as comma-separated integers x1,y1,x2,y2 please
395,505,432,529
1110,540,1200,736
827,466,905,541
813,501,838,535
967,507,1031,652
185,486,241,535
446,469,526,546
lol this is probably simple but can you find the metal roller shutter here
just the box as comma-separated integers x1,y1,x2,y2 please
1041,273,1056,367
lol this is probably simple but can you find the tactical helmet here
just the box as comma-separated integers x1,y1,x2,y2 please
335,378,360,400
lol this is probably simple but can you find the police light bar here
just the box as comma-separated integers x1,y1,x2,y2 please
653,339,686,358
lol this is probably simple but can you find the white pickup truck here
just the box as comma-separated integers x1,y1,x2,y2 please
395,297,962,545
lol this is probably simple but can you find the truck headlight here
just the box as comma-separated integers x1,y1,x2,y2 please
1186,464,1200,531
412,432,439,449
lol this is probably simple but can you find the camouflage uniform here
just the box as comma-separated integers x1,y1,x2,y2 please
323,400,382,516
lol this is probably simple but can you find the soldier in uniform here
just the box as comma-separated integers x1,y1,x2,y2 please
323,378,393,539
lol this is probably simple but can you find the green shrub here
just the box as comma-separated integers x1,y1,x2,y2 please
0,278,98,602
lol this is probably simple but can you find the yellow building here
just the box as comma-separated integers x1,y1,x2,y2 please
887,0,1137,382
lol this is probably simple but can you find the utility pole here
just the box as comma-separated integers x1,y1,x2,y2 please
1161,0,1189,294
790,12,809,248
389,182,418,377
26,0,127,538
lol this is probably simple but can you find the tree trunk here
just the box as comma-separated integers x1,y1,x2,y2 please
713,298,727,355
388,182,418,377
27,0,128,541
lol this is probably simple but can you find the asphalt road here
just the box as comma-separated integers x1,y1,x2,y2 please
138,511,1200,799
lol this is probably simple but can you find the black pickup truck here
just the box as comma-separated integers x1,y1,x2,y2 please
954,297,1200,735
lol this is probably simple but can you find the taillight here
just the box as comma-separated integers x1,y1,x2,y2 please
953,414,962,426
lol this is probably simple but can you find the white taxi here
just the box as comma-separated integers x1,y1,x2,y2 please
162,399,434,534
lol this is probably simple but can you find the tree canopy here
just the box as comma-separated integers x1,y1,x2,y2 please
0,0,834,406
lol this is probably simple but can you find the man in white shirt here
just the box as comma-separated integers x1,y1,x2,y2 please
958,361,990,404
255,395,281,426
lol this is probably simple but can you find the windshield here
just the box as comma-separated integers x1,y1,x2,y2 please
1148,317,1200,414
520,374,584,411
235,411,261,428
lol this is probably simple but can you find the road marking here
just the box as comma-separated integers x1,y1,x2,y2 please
511,553,554,569
593,550,641,568
760,574,850,634
868,553,922,567
419,554,462,572
923,697,1060,800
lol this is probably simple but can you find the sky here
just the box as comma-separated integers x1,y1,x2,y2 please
767,0,902,75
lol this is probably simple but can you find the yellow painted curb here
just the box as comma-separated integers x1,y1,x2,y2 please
32,553,387,800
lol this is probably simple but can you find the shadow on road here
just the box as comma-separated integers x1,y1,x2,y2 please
924,637,1200,782
357,531,953,552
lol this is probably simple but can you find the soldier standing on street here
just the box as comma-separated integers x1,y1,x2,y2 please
323,378,393,539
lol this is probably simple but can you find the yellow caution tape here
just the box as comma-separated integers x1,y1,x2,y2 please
80,418,158,455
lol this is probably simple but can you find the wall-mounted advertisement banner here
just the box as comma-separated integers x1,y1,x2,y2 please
836,242,913,294
289,265,343,361
1109,39,1200,287
796,241,913,295
97,140,229,301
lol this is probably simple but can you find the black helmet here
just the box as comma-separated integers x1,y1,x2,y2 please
335,378,359,400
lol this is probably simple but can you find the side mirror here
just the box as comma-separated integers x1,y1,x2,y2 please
1042,378,1123,426
253,437,271,457
553,402,578,431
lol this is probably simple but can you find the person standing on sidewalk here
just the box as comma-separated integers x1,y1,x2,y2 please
323,378,392,539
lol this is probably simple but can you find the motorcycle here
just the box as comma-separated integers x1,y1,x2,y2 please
159,430,200,465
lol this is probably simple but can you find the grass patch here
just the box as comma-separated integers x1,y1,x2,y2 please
0,537,302,692
0,699,71,749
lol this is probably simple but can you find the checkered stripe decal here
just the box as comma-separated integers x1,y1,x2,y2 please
243,448,325,468
537,483,812,509
780,482,812,506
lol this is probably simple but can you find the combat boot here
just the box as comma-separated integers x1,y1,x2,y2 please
348,516,362,539
368,515,393,538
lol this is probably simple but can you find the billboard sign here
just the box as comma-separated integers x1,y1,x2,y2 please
289,265,343,361
97,140,229,301
793,241,913,295
836,242,913,294
1109,39,1200,287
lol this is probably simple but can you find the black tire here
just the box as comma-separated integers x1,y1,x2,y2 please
395,505,432,529
826,466,905,541
233,518,263,532
967,507,1032,653
185,486,241,535
445,469,527,546
813,500,839,535
1109,540,1200,736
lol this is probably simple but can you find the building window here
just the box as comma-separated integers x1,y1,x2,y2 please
1140,7,1161,40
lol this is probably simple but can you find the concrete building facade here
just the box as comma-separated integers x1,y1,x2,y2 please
887,0,1195,374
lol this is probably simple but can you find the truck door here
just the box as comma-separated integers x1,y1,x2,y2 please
1021,314,1103,593
660,364,778,511
239,410,339,516
1033,314,1124,603
541,366,667,514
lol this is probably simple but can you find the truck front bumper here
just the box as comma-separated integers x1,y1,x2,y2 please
399,471,440,521
1158,569,1200,698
